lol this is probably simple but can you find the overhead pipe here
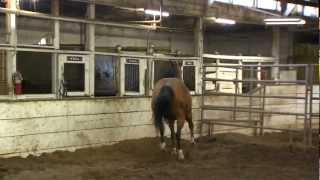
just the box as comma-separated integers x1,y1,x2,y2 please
0,7,155,30
0,7,190,32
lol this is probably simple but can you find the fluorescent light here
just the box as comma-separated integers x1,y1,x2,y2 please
265,21,306,25
210,17,236,25
264,18,303,22
145,9,170,17
264,18,306,25
215,18,236,24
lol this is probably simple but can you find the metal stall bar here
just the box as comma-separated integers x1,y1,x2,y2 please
249,66,255,135
307,64,314,146
233,68,239,121
199,65,206,136
203,78,307,84
203,92,306,100
211,122,302,133
202,105,305,116
203,64,311,68
303,65,310,146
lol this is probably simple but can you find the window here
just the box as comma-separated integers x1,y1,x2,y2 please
153,60,182,85
58,54,89,96
261,66,272,80
125,62,140,92
64,63,85,92
303,6,318,17
60,21,85,50
215,0,232,3
95,55,117,96
233,0,254,7
182,61,196,91
0,14,7,44
17,51,52,94
0,50,8,95
242,63,258,94
18,0,51,14
17,16,53,46
257,0,278,10
60,0,87,18
0,1,5,8
120,57,147,96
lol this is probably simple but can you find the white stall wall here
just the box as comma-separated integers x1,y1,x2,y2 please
0,96,201,158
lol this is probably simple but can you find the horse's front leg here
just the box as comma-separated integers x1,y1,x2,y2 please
168,121,177,155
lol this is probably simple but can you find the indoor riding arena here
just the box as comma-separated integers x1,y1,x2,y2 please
0,0,319,180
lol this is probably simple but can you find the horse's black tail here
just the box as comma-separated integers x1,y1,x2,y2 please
154,85,174,130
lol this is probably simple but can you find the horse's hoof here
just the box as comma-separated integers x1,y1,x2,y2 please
171,148,177,155
191,137,196,145
160,142,166,151
177,149,184,160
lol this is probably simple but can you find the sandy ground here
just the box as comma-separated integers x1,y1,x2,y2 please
0,132,318,180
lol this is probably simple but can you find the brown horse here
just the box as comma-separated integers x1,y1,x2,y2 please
151,78,194,160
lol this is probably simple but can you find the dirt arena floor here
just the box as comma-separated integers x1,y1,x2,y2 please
0,132,318,180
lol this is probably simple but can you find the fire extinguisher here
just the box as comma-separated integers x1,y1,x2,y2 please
12,71,23,95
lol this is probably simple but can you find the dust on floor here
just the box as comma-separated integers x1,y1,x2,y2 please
0,132,318,180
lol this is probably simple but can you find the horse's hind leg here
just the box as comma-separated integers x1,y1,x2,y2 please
168,121,177,154
176,118,185,160
159,118,166,150
186,114,195,144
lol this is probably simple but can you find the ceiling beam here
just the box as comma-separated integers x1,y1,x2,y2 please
275,0,319,7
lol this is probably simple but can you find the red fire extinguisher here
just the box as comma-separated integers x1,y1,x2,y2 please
12,71,23,95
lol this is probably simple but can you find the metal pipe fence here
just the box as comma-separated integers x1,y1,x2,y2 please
200,62,318,147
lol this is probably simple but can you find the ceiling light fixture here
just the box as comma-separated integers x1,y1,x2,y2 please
210,17,236,25
264,18,306,25
145,9,170,17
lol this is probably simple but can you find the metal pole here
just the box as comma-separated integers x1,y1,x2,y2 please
303,65,309,147
259,84,266,135
233,68,239,121
200,66,206,137
308,64,314,145
249,66,256,135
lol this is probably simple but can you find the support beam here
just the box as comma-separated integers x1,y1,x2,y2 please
275,0,319,7
194,17,203,57
52,0,60,50
272,27,280,80
52,0,60,95
6,0,17,96
86,1,96,97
